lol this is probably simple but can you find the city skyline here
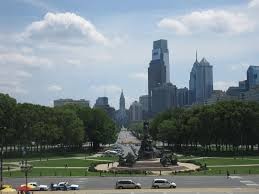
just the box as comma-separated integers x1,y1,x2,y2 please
0,0,258,109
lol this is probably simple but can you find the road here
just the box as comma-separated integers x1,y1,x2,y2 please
115,128,141,157
3,175,259,190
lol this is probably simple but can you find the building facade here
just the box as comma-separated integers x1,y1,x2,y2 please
129,101,143,122
115,91,128,127
151,83,177,114
247,66,259,90
177,87,189,107
148,39,171,114
189,53,213,104
54,99,90,107
94,97,115,120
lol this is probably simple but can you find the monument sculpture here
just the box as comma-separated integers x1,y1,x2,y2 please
138,121,156,160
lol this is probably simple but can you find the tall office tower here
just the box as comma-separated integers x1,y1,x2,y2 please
120,90,125,110
139,95,149,112
189,52,213,104
115,90,128,127
247,66,259,90
129,101,143,122
189,51,199,104
94,97,115,120
148,39,170,114
151,83,177,114
177,87,189,107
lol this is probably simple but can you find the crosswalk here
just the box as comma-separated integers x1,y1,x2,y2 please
229,176,259,187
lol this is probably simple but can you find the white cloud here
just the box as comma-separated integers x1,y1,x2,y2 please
158,18,190,35
48,84,63,92
21,12,109,45
129,72,148,81
15,70,32,78
248,0,259,8
0,52,53,68
214,81,237,91
158,9,255,35
0,80,28,94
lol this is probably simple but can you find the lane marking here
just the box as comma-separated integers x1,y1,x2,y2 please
240,180,254,184
246,183,259,186
229,176,242,179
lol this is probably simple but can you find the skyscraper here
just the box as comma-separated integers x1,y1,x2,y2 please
148,39,170,113
151,83,177,114
247,66,259,90
115,90,128,127
189,52,213,104
120,90,125,110
177,87,189,107
129,101,143,122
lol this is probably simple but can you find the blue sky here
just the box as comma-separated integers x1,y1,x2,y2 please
0,0,258,109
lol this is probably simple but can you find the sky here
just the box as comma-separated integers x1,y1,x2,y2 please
0,0,258,109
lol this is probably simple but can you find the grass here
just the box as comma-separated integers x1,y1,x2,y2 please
184,157,259,166
179,166,259,176
3,153,92,163
3,168,145,178
29,159,108,167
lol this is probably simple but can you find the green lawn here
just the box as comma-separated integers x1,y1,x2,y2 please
192,157,259,166
30,159,110,167
179,166,259,176
3,153,92,163
3,168,144,177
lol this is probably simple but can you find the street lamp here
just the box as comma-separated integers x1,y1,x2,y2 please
20,123,33,188
0,126,7,189
20,147,32,187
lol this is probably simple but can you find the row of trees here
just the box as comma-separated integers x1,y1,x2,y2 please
0,93,118,152
150,101,259,152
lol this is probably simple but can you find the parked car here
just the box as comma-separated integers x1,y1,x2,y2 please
104,150,119,156
115,180,141,189
52,182,79,190
151,179,176,189
21,182,49,191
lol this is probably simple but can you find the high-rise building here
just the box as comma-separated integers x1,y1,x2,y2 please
139,95,149,112
139,95,149,120
148,39,170,113
177,87,189,107
129,101,143,122
94,97,108,107
151,83,177,114
115,90,128,127
120,90,125,110
239,80,247,90
94,97,115,119
189,52,213,104
54,99,90,107
247,66,259,90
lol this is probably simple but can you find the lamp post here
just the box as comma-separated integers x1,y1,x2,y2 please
20,147,32,187
0,126,6,189
20,124,33,187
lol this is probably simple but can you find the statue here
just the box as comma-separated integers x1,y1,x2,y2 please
138,121,155,160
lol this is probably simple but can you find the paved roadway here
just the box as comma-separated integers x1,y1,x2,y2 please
27,188,259,194
115,128,141,157
4,175,259,190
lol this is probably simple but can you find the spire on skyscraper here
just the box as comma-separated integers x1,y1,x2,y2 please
119,90,125,110
196,50,198,62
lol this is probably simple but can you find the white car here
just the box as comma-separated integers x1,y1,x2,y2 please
21,182,49,191
104,150,119,155
52,182,79,190
151,179,176,189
